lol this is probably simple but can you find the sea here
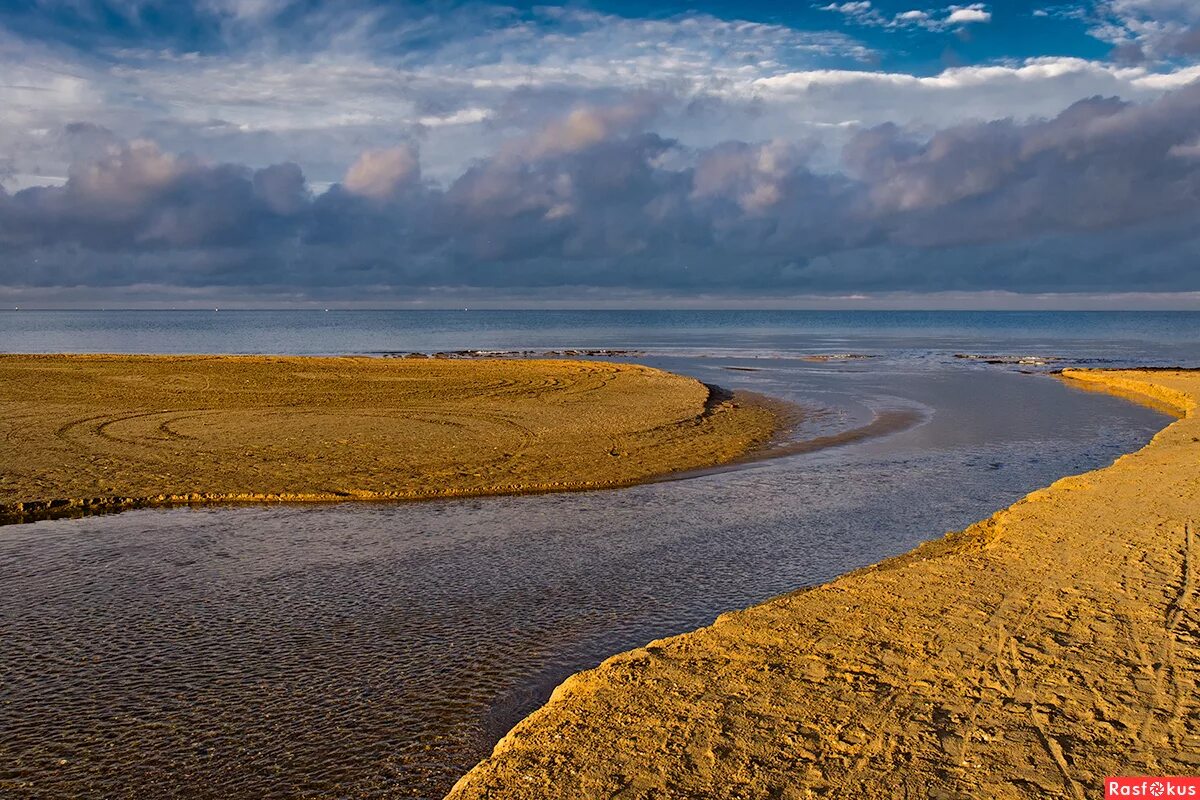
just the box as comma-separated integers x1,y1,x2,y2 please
1,309,1197,799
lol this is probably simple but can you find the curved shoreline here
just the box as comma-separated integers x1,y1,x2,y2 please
0,398,925,527
648,405,927,486
447,368,1200,799
0,354,787,526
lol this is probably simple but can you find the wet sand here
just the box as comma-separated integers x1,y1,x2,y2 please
448,369,1200,799
0,354,776,521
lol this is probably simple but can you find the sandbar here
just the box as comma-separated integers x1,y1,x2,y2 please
448,369,1200,799
0,354,777,522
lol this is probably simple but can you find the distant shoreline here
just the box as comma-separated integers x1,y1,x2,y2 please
448,368,1200,799
0,354,785,525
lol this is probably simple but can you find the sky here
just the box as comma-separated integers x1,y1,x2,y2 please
2,0,1200,307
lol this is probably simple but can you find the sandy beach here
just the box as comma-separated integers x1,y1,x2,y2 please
448,368,1200,799
0,354,776,521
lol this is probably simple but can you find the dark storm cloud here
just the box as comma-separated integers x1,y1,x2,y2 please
0,139,310,250
845,87,1200,246
5,82,1200,296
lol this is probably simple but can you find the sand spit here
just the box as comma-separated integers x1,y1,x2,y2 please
447,369,1200,800
0,354,776,523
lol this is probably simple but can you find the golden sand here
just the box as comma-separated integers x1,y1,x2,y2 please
0,354,776,521
448,369,1200,799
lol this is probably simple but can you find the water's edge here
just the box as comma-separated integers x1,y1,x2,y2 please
444,368,1186,797
0,376,924,527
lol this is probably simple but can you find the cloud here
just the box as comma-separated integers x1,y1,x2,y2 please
0,137,310,250
821,1,877,19
5,1,1200,194
253,161,309,215
517,101,659,160
842,89,1200,247
1067,0,1200,62
945,5,992,25
0,4,874,187
198,0,295,22
691,139,811,213
342,145,420,199
819,2,992,31
5,80,1200,300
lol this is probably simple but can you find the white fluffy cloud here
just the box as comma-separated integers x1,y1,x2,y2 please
819,2,991,31
0,5,873,186
946,4,991,25
1067,0,1200,60
4,1,1200,196
5,34,1199,195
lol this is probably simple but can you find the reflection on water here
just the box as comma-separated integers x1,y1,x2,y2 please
0,363,1169,799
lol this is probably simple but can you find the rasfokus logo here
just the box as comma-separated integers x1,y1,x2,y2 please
1106,777,1200,798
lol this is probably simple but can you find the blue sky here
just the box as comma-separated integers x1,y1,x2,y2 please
589,0,1114,70
2,0,1200,306
0,0,1125,71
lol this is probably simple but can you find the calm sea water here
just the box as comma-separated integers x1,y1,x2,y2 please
0,310,1192,799
1,309,1199,365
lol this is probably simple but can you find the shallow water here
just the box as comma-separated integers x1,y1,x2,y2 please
0,352,1171,799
